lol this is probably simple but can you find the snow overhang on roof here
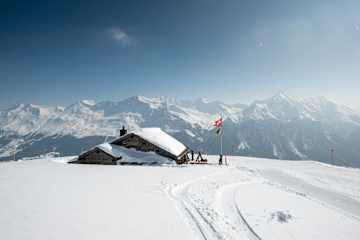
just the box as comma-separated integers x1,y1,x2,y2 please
111,127,188,157
97,143,123,158
132,128,187,157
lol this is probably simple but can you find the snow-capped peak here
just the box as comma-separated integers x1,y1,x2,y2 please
2,103,56,117
243,92,301,121
268,91,297,104
80,100,96,107
121,96,165,110
197,97,211,104
136,96,163,109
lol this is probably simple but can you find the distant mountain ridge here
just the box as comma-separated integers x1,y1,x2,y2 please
1,92,359,167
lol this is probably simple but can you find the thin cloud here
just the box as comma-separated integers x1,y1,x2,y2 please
108,27,133,46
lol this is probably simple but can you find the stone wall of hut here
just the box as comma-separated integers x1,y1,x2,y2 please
77,148,118,165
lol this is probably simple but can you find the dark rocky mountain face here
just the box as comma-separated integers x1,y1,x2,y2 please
1,93,359,167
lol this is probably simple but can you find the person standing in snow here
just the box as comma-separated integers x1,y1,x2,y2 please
196,151,203,162
219,154,223,165
120,126,127,136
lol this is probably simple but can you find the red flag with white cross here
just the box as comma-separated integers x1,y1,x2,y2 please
214,117,223,128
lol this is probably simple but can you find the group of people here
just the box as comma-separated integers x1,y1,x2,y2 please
190,150,206,162
189,150,227,165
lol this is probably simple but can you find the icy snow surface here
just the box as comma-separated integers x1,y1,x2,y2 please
1,156,360,240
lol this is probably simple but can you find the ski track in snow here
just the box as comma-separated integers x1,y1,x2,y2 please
165,161,360,240
167,171,227,240
260,169,360,221
166,167,263,240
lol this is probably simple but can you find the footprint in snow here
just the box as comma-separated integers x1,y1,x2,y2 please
269,210,293,223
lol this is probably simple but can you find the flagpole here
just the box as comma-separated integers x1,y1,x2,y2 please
220,126,223,156
220,113,223,157
214,115,224,159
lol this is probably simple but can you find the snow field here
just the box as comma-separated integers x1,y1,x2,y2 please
1,156,360,240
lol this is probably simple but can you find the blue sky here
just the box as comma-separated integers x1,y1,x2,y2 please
1,0,359,110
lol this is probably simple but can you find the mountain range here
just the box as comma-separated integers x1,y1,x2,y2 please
1,92,359,167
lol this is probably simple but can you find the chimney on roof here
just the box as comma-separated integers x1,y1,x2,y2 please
120,126,127,137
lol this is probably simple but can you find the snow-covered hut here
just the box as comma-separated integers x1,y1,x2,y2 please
74,128,189,165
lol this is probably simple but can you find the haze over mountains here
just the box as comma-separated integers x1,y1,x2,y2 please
1,92,359,167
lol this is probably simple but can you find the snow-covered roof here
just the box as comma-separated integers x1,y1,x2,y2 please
97,143,171,164
97,143,124,158
131,128,187,157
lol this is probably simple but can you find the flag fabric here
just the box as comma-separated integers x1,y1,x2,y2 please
214,117,223,128
213,116,224,155
214,117,223,135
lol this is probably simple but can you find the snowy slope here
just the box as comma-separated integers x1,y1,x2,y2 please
1,156,360,240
